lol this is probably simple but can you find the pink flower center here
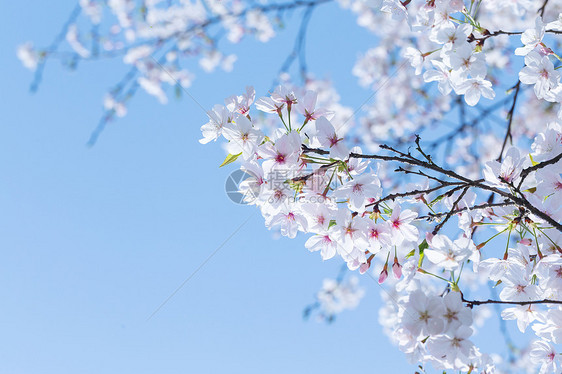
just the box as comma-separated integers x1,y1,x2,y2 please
275,153,286,163
352,184,363,193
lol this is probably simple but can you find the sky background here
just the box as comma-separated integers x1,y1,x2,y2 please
0,1,516,373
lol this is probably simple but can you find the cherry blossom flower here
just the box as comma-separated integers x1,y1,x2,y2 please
17,42,39,70
424,60,454,95
431,23,472,47
271,86,298,109
389,205,419,245
536,171,562,200
333,209,368,256
333,172,382,212
455,78,495,107
514,17,545,56
305,229,341,260
259,131,301,173
365,220,392,255
532,307,562,344
199,104,232,144
448,44,487,79
426,326,474,368
499,265,540,302
296,90,332,123
222,115,264,159
311,117,349,160
425,234,472,271
404,47,425,75
519,51,561,100
529,340,559,374
225,86,255,116
403,290,445,336
381,0,407,22
441,292,473,332
316,277,364,318
483,147,525,187
255,96,284,114
266,203,308,238
501,304,540,333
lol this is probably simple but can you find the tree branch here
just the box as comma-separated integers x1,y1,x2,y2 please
462,295,562,307
497,81,520,162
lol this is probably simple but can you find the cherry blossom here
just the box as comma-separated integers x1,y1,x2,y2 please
519,51,561,100
20,0,562,372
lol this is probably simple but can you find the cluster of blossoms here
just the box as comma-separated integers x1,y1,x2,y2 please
18,0,562,372
342,0,562,180
201,84,562,373
304,276,364,322
18,0,562,150
17,0,319,135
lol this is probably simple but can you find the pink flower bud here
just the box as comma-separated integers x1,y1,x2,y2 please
359,262,370,274
378,268,388,284
425,232,434,244
539,44,554,56
392,261,402,279
520,238,532,246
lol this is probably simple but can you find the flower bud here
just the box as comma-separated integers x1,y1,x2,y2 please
425,232,434,244
392,260,402,279
378,268,388,284
359,262,370,274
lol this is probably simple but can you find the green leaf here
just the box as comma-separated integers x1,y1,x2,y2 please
429,194,445,207
219,152,242,168
328,220,337,229
418,239,428,268
405,249,415,259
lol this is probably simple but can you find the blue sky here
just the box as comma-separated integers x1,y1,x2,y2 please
0,1,425,373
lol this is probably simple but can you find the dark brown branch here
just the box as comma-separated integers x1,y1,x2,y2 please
365,182,463,208
475,28,562,44
393,167,468,185
498,81,520,162
471,180,562,232
518,151,562,189
462,295,562,307
417,201,514,221
291,160,338,182
432,187,468,235
303,144,562,232
539,0,549,17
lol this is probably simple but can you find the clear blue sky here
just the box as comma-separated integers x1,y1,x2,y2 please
0,1,513,373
